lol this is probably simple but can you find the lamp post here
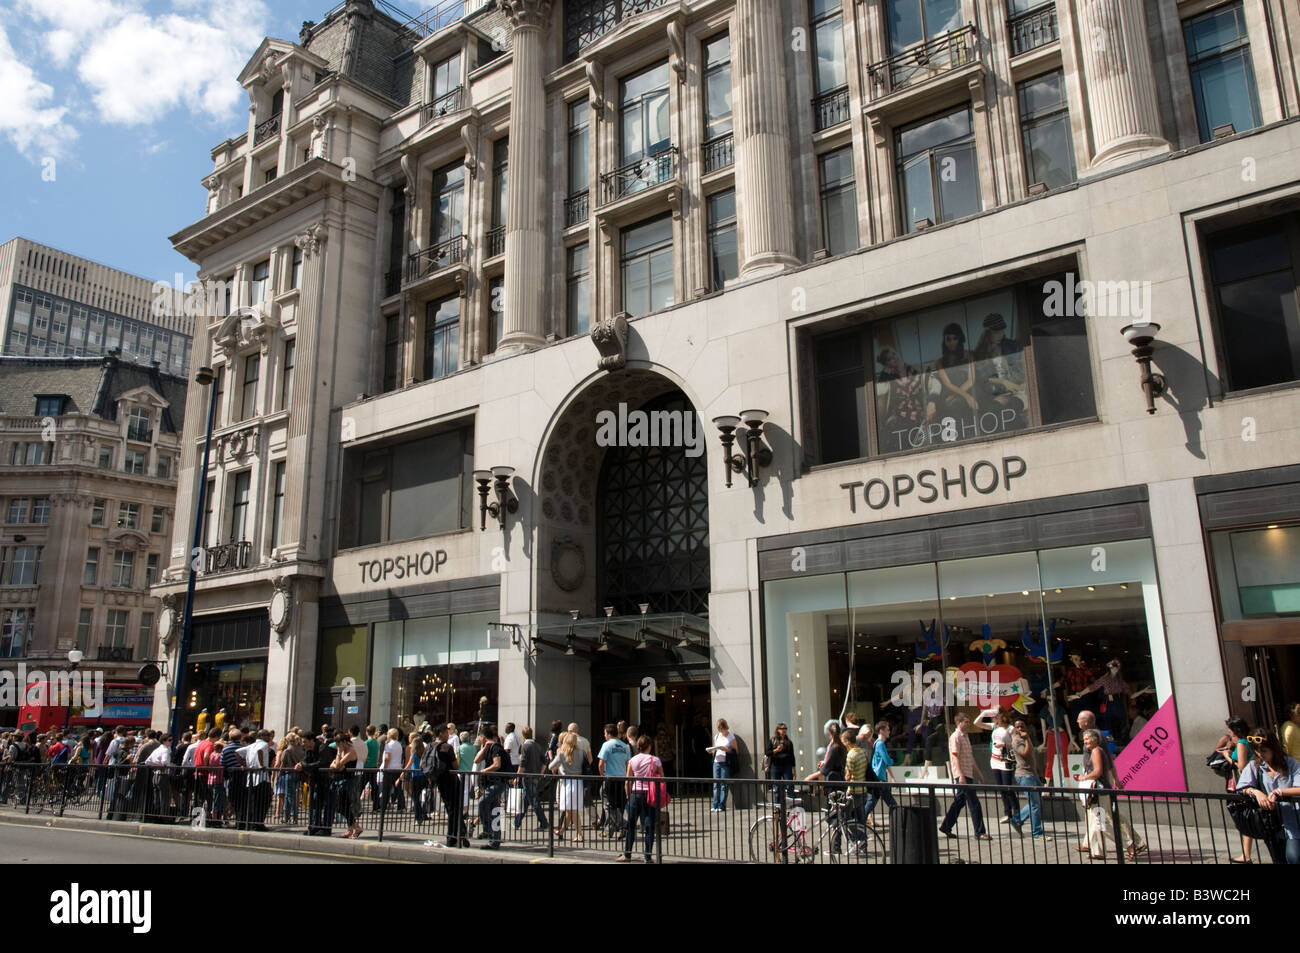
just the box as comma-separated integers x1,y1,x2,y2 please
169,365,219,742
62,649,84,733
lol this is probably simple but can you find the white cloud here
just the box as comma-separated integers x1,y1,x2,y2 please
0,25,78,158
18,0,270,127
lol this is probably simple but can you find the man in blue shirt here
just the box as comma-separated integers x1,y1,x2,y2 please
598,723,631,836
220,729,246,829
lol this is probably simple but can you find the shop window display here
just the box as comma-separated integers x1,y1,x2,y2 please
370,610,498,729
764,539,1175,787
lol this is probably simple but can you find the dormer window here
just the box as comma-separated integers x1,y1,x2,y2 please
127,407,153,443
34,394,68,417
270,88,283,119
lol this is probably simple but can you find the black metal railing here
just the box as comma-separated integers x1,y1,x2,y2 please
565,190,590,227
564,0,673,61
867,24,979,97
421,86,464,127
599,147,678,206
95,645,134,662
813,86,851,132
405,235,466,283
203,540,252,575
486,225,506,258
253,114,281,146
4,761,1289,866
1008,4,1059,56
703,133,735,173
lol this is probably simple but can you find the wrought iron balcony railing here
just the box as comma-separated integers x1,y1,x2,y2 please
406,235,467,283
599,147,678,207
1008,4,1058,56
867,24,979,97
253,114,281,146
702,133,735,173
486,225,505,258
421,87,464,127
203,540,252,575
565,190,590,227
812,87,851,132
564,0,673,61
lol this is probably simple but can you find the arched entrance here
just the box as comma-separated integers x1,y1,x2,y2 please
535,372,712,776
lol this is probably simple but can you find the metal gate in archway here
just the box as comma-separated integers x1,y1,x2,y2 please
596,393,709,617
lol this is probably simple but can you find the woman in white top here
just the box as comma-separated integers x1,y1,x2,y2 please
380,728,405,814
989,709,1022,828
707,718,738,812
549,731,585,843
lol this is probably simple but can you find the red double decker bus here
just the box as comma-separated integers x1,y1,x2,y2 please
17,681,154,734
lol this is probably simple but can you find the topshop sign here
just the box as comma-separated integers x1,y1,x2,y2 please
841,455,1027,512
356,549,449,584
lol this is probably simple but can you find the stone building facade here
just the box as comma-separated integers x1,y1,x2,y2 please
0,354,187,726
159,0,1300,791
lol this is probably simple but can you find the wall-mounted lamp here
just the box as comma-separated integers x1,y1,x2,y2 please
473,466,518,530
1120,323,1166,415
711,409,773,488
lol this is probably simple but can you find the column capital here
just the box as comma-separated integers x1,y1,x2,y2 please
502,0,553,31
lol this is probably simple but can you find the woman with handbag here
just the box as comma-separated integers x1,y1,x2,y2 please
619,734,665,862
549,731,585,843
1073,728,1146,860
1220,717,1256,863
1234,733,1300,865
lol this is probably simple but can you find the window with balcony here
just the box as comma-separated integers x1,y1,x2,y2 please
230,470,251,542
897,105,980,232
622,215,674,317
1206,212,1300,392
1018,70,1075,191
615,61,672,199
422,160,467,273
269,461,286,550
819,147,860,255
1007,0,1058,56
280,339,295,411
339,425,474,549
811,0,849,130
91,498,106,526
383,315,400,393
127,407,152,443
1183,2,1261,142
112,550,135,588
0,608,34,657
124,449,147,475
84,547,99,586
808,271,1095,462
567,244,591,336
704,32,734,170
241,353,260,421
568,101,590,226
105,609,128,646
876,0,971,93
424,296,460,381
426,52,463,123
488,276,504,352
119,502,140,530
707,190,739,291
489,138,508,258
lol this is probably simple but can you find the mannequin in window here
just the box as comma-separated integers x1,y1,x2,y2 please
1073,658,1144,747
1062,653,1097,729
196,709,209,734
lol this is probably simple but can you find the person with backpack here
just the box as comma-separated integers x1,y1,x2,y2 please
620,735,666,862
427,724,466,848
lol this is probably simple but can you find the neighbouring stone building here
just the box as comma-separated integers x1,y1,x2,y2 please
157,0,1300,792
0,353,187,726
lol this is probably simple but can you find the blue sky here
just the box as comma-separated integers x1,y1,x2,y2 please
0,0,427,288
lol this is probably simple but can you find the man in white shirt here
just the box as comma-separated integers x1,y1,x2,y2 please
503,723,522,767
242,729,272,831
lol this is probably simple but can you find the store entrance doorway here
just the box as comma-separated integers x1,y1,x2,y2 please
591,677,711,780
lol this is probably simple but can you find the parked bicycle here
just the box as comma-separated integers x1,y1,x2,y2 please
748,788,886,863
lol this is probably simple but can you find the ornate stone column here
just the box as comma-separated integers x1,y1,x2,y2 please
498,0,553,353
1075,0,1169,170
733,0,799,277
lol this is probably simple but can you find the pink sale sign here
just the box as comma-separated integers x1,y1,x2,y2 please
1113,697,1187,793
